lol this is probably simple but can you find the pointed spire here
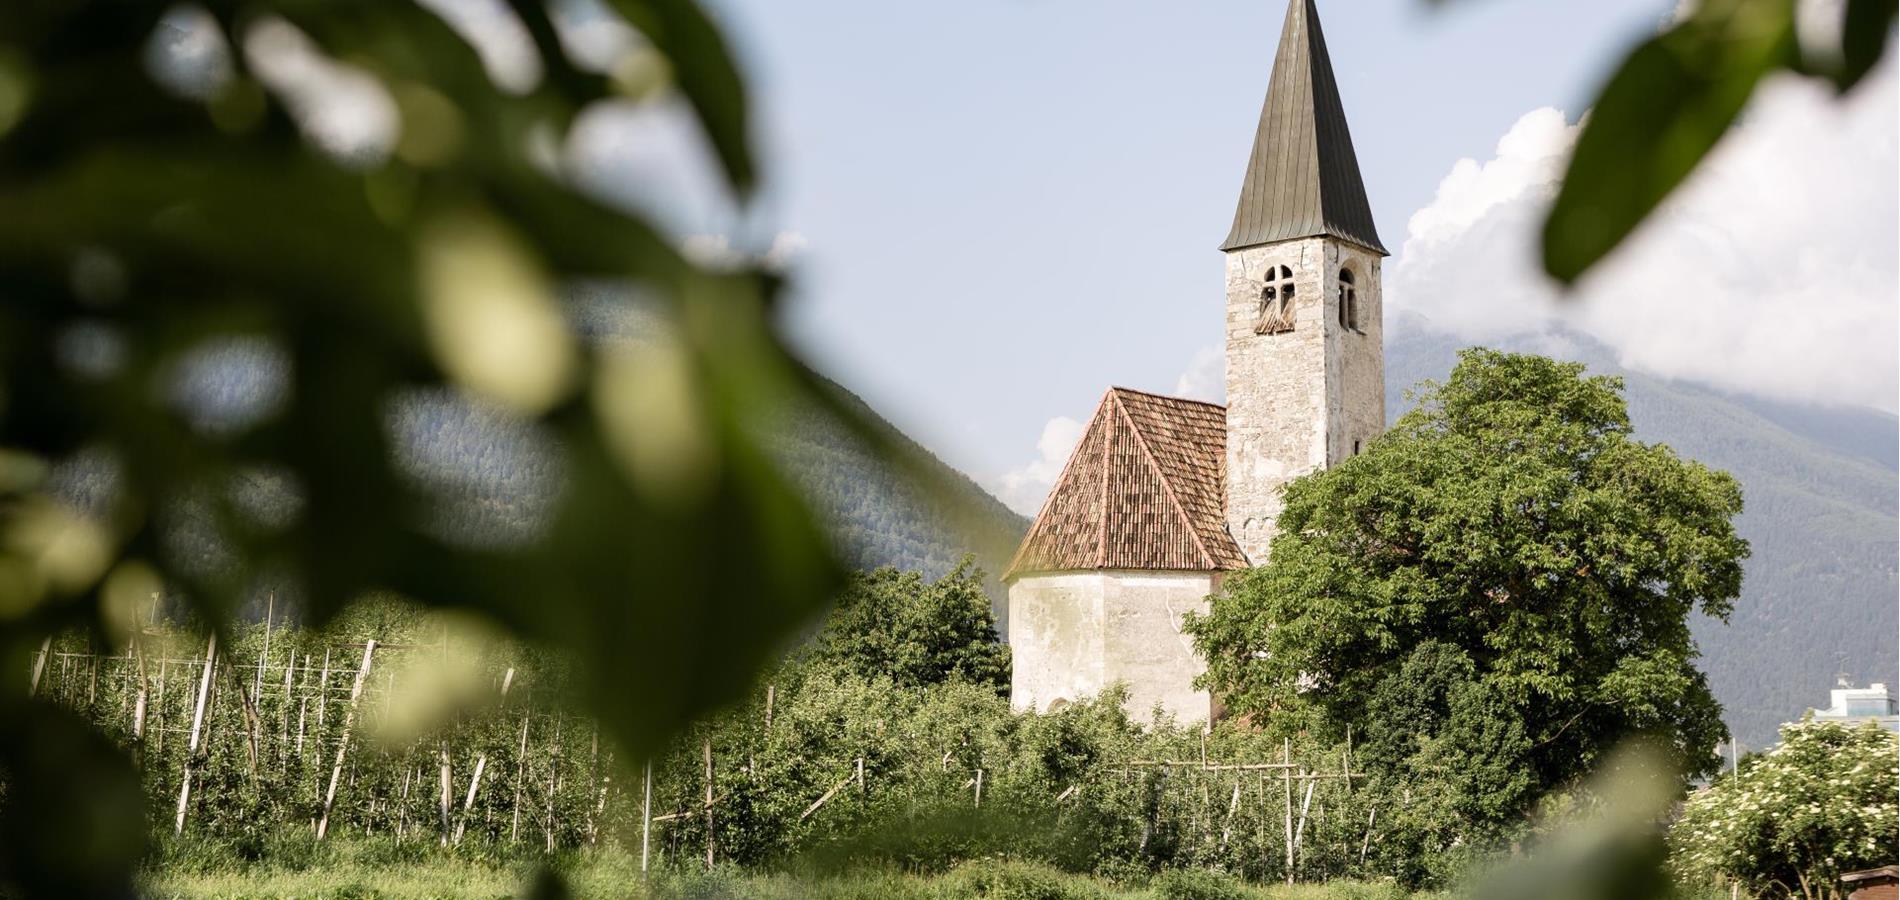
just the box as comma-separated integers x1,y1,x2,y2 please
1221,0,1386,255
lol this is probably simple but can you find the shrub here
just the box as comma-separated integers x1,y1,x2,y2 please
936,859,1106,900
1670,718,1899,898
1152,867,1248,900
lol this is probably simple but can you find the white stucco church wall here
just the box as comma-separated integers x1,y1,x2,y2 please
1008,571,1220,723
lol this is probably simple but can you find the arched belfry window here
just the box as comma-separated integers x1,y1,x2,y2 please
1254,265,1296,335
1338,268,1359,333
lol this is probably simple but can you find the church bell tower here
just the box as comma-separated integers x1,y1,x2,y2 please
1222,0,1388,564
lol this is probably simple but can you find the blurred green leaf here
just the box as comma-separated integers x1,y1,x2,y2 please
0,0,848,886
1542,0,1798,284
1838,0,1899,91
0,700,148,899
519,865,570,900
603,0,757,195
1469,743,1683,900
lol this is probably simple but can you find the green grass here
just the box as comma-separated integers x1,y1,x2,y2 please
139,838,1426,900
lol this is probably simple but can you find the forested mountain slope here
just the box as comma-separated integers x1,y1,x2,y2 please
772,381,1028,602
1386,318,1899,749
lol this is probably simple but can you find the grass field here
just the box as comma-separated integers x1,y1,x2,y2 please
139,838,1427,900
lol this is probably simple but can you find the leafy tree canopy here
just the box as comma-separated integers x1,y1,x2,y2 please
799,561,1010,693
1187,349,1748,820
1672,719,1899,900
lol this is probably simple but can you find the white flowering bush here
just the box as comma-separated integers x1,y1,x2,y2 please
1670,718,1898,899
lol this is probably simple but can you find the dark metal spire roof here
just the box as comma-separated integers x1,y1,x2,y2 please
1220,0,1387,255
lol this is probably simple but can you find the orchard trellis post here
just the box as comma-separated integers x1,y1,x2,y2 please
510,712,530,844
703,736,714,868
452,667,514,844
316,639,376,841
174,631,217,835
641,759,653,876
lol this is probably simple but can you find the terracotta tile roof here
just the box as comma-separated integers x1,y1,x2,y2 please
1006,388,1247,578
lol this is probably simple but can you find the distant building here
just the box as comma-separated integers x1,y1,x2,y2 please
1811,679,1900,733
1843,866,1898,900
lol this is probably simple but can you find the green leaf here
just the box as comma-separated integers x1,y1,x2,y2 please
0,700,148,898
1839,0,1898,92
604,0,758,195
1541,1,1798,284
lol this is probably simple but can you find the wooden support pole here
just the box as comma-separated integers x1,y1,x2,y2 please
438,741,453,846
1360,805,1377,866
1219,780,1243,847
154,658,168,753
279,660,293,763
640,759,653,876
452,754,488,845
315,649,331,732
1125,759,1301,771
543,718,560,853
1282,739,1294,885
174,632,218,835
295,698,309,756
798,767,860,821
703,736,715,869
452,667,515,844
254,592,273,698
1293,775,1316,863
29,636,50,696
398,765,415,843
313,648,331,785
579,727,601,845
974,768,984,808
592,751,612,846
511,714,530,844
1258,773,1269,875
222,659,265,778
130,631,150,741
316,639,376,840
1344,726,1353,788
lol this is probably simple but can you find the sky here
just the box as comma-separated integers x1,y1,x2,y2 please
169,0,1899,515
633,0,1894,513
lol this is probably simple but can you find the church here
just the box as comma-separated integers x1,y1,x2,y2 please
1003,0,1387,723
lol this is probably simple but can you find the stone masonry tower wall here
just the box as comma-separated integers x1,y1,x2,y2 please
1223,236,1384,563
1217,0,1389,565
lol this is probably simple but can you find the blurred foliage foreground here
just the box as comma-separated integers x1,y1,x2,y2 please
0,0,895,894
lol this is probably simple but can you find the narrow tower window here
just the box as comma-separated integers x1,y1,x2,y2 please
1254,265,1296,335
1338,268,1358,332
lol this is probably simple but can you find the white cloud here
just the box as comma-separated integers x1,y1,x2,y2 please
1387,68,1898,412
988,416,1085,517
1174,345,1225,403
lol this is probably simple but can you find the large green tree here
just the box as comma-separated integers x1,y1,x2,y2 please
1187,349,1747,841
801,562,1010,693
